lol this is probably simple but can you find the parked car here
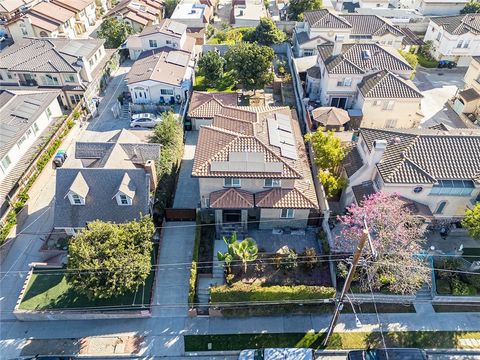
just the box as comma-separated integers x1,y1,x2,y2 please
238,348,314,360
53,150,67,168
130,113,161,128
347,348,428,360
438,60,456,69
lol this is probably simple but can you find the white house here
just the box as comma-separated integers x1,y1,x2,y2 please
126,18,196,60
293,9,405,57
0,89,62,215
359,0,389,9
232,0,269,28
341,127,480,219
424,14,480,67
171,1,212,29
414,0,469,16
126,47,194,104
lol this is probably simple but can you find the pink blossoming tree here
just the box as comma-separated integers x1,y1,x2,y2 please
335,192,430,294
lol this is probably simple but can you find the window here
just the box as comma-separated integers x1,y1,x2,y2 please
385,119,397,128
1,155,11,170
224,178,241,187
281,208,294,218
17,135,27,148
463,40,470,48
413,186,423,193
46,107,52,118
204,197,210,208
429,179,475,196
264,178,281,187
21,27,28,36
304,49,314,56
166,40,172,45
436,32,441,41
32,122,39,134
160,89,174,95
26,129,32,138
456,40,464,48
44,74,59,86
435,201,447,214
70,193,84,205
70,94,82,105
149,39,158,48
89,59,94,67
64,21,69,28
337,77,352,87
64,74,75,83
382,100,395,110
119,194,129,205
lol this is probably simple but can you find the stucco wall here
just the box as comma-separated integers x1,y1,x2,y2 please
259,208,310,229
356,96,422,128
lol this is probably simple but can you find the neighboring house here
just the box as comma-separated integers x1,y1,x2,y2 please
453,56,480,124
187,91,238,130
424,14,480,67
106,0,164,33
341,127,480,219
53,129,161,234
126,18,196,60
0,37,114,110
6,0,99,42
293,9,405,57
231,0,269,28
415,0,469,16
0,89,62,216
0,0,42,38
309,41,414,112
171,0,213,29
192,106,319,231
126,47,195,104
359,0,389,9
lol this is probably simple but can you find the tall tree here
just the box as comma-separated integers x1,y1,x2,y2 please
305,130,345,171
67,217,154,300
288,0,323,21
153,112,183,149
461,1,480,13
164,0,179,17
252,17,287,46
336,192,430,294
318,169,347,199
462,204,480,240
225,42,274,92
97,17,133,48
198,51,225,86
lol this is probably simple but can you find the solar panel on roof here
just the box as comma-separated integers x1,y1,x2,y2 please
267,115,298,160
167,21,186,34
165,51,189,67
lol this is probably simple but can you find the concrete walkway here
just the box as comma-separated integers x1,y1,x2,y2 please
173,131,199,209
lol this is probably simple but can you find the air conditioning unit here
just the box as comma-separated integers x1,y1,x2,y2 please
172,43,177,48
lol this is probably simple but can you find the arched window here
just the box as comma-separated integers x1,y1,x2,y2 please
39,31,48,37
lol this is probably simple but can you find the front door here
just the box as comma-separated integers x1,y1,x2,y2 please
330,97,347,109
223,210,241,224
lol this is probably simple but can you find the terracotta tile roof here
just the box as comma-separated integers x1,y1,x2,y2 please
188,91,238,119
30,1,75,23
255,188,318,208
318,43,412,75
210,188,254,208
212,115,254,135
360,128,480,184
431,14,480,35
358,70,423,99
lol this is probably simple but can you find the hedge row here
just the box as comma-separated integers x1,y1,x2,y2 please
210,284,336,303
188,213,201,305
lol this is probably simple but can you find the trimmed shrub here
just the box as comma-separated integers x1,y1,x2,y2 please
451,277,477,296
301,248,318,271
188,213,201,306
210,284,336,303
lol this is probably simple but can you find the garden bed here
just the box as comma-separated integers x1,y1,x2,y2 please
434,257,480,296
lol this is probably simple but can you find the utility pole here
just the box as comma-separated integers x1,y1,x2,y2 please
322,228,369,346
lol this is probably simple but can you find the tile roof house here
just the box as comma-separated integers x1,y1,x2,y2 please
0,37,112,109
307,41,421,129
293,9,405,57
53,129,161,234
126,18,196,60
106,0,164,34
0,89,63,217
455,56,480,123
340,127,480,219
193,105,319,232
187,91,239,130
424,14,480,67
126,47,194,104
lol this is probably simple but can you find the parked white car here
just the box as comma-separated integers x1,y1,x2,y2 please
130,113,161,128
238,348,314,360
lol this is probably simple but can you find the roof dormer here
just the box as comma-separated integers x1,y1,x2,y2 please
113,173,136,206
65,172,89,205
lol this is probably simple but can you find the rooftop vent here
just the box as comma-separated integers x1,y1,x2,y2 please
361,49,371,60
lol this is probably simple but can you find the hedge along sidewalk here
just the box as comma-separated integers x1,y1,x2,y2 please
184,331,480,352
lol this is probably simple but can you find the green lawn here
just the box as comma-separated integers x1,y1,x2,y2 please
184,331,480,351
19,245,158,311
193,71,237,92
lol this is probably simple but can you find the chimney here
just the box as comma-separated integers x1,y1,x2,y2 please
144,160,157,190
368,139,387,166
332,35,344,56
334,0,343,11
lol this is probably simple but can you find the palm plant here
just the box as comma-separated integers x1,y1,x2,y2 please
231,237,258,273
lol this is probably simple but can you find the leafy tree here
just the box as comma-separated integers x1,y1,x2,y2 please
462,203,480,240
461,1,480,13
198,51,225,86
318,169,347,198
288,0,323,21
252,17,287,46
67,217,154,300
225,42,274,92
336,192,430,294
232,238,259,272
153,112,183,149
305,130,345,171
97,17,133,48
164,0,179,17
217,232,238,274
399,50,418,70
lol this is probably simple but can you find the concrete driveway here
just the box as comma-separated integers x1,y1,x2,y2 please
414,67,467,128
173,131,199,209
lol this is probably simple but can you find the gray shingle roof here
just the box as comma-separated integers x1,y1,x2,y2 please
303,9,351,29
431,14,480,35
318,43,412,75
53,168,150,228
358,70,423,99
0,37,104,73
0,89,61,159
342,14,403,37
360,128,480,184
